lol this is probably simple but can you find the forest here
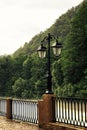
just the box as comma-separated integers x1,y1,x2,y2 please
0,0,87,99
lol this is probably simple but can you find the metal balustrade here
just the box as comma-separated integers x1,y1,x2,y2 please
55,97,87,127
0,98,6,116
0,96,87,128
12,99,38,124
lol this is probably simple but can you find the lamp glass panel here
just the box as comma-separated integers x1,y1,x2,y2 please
53,47,61,56
38,51,46,58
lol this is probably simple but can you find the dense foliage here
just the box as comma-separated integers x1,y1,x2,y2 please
0,0,87,98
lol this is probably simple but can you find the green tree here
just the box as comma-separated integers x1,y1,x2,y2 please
0,55,15,96
62,0,87,82
29,55,47,96
52,59,63,89
23,56,33,79
12,77,27,98
61,0,87,97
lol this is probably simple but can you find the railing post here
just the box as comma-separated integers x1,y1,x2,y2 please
6,97,12,119
38,94,55,127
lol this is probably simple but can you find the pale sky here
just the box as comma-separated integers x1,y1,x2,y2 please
0,0,83,55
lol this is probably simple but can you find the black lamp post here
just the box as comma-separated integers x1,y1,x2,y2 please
37,33,62,94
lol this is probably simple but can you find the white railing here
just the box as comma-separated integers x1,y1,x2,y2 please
12,99,38,124
0,98,6,116
55,97,87,127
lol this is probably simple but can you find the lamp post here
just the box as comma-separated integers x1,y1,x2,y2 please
37,33,62,94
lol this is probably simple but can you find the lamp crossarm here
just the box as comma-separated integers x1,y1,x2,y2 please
41,33,58,45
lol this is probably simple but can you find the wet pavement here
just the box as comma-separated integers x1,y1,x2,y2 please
0,116,41,130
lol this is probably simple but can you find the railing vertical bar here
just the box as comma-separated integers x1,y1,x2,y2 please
34,103,35,123
0,99,1,115
26,102,28,121
61,99,63,122
71,99,73,124
66,98,68,123
83,100,85,127
66,99,68,124
85,100,87,127
18,101,20,119
59,98,61,122
32,102,34,122
20,101,21,120
81,99,83,126
84,100,86,127
76,99,77,125
58,99,59,122
77,100,80,126
2,100,3,115
65,98,67,123
25,101,26,121
68,99,70,124
20,101,22,120
2,100,4,115
63,99,65,122
28,102,30,122
25,102,27,121
70,99,72,124
55,99,58,121
58,99,59,121
74,99,76,125
23,101,25,121
23,101,25,120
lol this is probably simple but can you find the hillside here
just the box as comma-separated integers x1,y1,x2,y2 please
13,5,78,57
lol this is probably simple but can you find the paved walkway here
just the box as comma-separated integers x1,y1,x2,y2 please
0,116,42,130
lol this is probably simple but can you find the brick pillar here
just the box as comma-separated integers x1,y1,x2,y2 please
38,94,55,127
6,98,12,119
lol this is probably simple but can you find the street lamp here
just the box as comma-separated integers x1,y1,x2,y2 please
37,33,62,94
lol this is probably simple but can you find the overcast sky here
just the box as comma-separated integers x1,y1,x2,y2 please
0,0,83,55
